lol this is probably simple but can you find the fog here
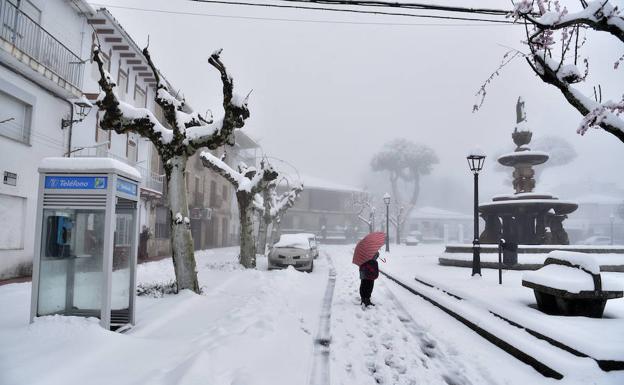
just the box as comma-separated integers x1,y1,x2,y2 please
90,0,624,213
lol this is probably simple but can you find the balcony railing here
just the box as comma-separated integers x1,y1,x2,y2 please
72,146,164,195
0,0,84,88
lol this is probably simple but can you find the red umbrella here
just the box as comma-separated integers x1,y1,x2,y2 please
352,232,385,266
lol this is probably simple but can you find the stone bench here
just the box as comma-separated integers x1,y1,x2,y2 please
522,251,623,318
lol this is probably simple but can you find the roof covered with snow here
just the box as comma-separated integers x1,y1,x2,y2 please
409,206,472,220
297,173,363,193
39,157,141,180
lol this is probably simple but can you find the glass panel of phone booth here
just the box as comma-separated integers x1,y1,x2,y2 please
38,209,105,317
111,198,136,319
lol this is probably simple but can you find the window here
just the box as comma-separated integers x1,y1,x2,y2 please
210,181,217,207
222,185,228,203
126,135,137,163
135,84,146,108
95,112,111,150
309,190,341,211
0,90,31,144
155,206,170,239
194,176,203,206
117,69,128,100
150,144,164,175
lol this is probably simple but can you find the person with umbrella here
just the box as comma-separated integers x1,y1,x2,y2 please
353,232,385,307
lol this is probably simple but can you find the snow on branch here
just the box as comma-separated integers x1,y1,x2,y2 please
199,150,244,188
473,1,624,142
511,0,624,42
529,51,624,141
199,152,278,194
272,183,304,218
94,45,250,156
94,47,173,144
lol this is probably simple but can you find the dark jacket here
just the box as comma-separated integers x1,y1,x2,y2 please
359,258,379,280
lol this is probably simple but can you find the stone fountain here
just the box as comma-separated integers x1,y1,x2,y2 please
478,97,578,245
439,98,624,271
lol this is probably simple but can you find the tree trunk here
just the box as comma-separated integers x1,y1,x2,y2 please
166,155,199,293
271,219,282,244
238,194,257,268
396,221,400,245
257,218,269,254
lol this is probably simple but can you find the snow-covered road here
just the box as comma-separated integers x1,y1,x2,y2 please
326,245,547,385
0,245,621,385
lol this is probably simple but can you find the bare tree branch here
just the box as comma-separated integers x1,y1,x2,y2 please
530,54,624,142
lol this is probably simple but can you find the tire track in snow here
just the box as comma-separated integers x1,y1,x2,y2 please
328,245,495,385
309,250,337,385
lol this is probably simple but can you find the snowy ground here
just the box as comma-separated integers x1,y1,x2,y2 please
0,245,622,385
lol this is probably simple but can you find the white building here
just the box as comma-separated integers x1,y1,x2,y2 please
69,8,168,258
407,206,473,244
566,194,623,244
0,0,94,279
0,2,267,279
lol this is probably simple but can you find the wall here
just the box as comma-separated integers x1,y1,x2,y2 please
0,0,94,279
0,66,70,279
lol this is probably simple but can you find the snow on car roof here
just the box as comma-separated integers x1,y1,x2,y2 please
274,234,311,249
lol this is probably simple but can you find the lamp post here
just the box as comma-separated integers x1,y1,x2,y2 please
467,153,486,276
383,193,391,252
610,213,615,245
61,98,93,128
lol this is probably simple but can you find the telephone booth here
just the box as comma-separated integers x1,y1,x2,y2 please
30,158,141,330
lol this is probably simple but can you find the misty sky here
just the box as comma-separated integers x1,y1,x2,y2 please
88,0,624,211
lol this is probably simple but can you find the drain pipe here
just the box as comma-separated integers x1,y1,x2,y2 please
64,100,74,157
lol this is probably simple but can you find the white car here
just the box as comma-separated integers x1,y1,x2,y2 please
268,234,315,272
300,233,319,258
405,231,421,246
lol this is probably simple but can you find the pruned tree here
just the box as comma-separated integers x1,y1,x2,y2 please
371,139,439,241
476,0,624,143
257,180,304,253
200,153,278,268
351,192,376,233
93,46,250,293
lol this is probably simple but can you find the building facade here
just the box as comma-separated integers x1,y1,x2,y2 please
280,174,364,243
407,206,473,244
0,3,259,279
0,0,93,279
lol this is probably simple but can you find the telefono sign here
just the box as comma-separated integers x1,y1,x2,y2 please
44,176,108,190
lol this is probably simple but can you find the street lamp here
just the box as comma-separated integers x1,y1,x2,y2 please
610,213,615,245
383,193,391,252
61,97,93,128
467,153,486,276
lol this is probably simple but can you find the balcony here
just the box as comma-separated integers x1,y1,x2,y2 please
0,0,84,96
72,145,165,196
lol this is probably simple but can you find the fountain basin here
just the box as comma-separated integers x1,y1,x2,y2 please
479,199,578,216
498,150,549,167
